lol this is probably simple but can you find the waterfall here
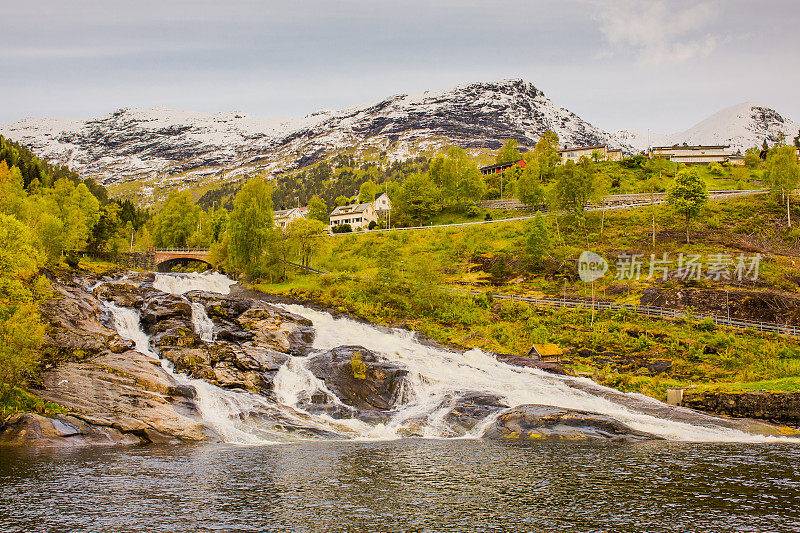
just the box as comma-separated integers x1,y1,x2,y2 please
276,303,785,443
101,272,793,444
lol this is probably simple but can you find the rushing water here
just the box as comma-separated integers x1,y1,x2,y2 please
3,272,800,531
107,273,793,444
2,440,799,532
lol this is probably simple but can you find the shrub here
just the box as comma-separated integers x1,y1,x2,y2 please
332,224,352,234
368,221,377,230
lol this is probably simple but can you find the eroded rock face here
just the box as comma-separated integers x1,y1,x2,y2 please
482,404,660,442
31,349,209,444
307,345,410,411
0,413,143,446
682,391,800,426
235,304,315,356
39,277,130,366
440,392,509,435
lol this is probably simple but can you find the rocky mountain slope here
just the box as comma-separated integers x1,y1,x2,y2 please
0,80,622,191
613,102,800,153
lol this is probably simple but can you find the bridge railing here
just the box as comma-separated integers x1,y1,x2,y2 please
149,248,210,253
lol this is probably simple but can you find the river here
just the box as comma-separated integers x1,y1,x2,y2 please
2,440,799,532
2,272,799,531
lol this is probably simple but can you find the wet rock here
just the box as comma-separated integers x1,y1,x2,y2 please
140,294,193,325
441,392,509,434
482,404,660,442
681,391,800,426
235,304,315,356
93,281,145,307
0,413,143,446
39,277,130,366
307,345,409,411
185,291,251,320
150,318,202,348
28,350,211,444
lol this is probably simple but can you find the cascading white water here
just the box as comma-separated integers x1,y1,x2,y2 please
153,271,236,295
105,298,280,444
104,272,794,444
275,304,790,443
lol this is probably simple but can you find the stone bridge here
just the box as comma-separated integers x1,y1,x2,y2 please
117,249,211,271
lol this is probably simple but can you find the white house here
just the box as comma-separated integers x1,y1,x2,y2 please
372,192,392,215
558,144,622,164
274,207,306,229
329,203,378,231
649,145,731,164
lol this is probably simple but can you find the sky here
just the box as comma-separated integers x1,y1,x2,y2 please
1,0,798,133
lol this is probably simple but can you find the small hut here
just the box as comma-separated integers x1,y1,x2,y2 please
526,344,563,363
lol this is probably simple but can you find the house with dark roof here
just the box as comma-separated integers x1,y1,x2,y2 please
479,159,526,176
373,192,391,215
329,202,378,231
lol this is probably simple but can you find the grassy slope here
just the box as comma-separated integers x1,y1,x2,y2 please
254,192,800,401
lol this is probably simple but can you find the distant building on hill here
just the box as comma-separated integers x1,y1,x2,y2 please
329,202,378,231
372,192,392,215
648,145,731,165
479,159,526,176
558,144,622,164
274,207,307,229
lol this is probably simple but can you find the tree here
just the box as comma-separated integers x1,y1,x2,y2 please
334,195,350,207
307,196,329,223
428,146,485,209
228,176,276,279
397,172,441,226
764,145,800,227
526,213,550,270
0,214,45,400
794,130,800,148
590,149,604,163
496,139,521,164
553,159,595,215
153,190,201,248
358,180,377,204
287,218,327,268
515,158,545,208
533,131,560,180
744,148,762,169
667,168,708,243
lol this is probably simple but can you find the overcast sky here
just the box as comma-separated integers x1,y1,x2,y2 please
1,0,798,133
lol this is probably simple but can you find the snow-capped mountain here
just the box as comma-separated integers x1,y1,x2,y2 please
612,103,800,153
0,80,623,191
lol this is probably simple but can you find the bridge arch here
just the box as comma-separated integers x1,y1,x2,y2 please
151,249,212,272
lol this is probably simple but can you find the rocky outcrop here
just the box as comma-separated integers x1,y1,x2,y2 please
0,413,143,446
28,349,208,444
440,392,509,435
681,391,800,426
39,276,134,366
482,404,660,442
307,345,410,411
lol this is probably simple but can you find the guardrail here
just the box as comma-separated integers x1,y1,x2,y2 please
447,288,800,337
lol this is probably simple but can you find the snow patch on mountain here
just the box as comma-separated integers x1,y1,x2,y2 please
612,103,800,153
0,80,625,189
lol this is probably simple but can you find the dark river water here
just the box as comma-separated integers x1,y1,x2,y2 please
2,439,799,532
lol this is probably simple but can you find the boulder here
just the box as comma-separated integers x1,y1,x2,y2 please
39,277,130,366
440,392,509,434
93,281,145,307
27,349,211,444
0,413,143,446
140,293,193,325
235,304,315,356
307,345,409,411
185,291,252,320
482,404,660,442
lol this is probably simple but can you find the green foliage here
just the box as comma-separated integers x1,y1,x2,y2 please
533,131,560,178
358,180,377,204
707,162,724,175
228,175,278,279
553,158,595,214
396,172,441,226
307,195,329,223
287,218,327,267
763,145,800,227
526,213,550,269
495,139,521,164
515,157,545,207
334,195,350,207
667,167,708,243
332,223,352,234
153,190,201,248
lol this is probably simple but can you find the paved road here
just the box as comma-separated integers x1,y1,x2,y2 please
331,189,768,236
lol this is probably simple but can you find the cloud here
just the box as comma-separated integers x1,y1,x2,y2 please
588,0,723,66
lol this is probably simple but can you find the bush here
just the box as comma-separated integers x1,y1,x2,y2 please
332,224,352,234
368,221,377,230
466,205,480,218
